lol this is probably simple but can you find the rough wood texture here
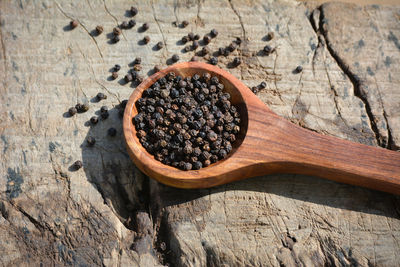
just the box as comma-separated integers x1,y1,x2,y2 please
0,0,399,266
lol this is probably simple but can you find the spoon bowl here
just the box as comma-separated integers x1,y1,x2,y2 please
123,62,400,194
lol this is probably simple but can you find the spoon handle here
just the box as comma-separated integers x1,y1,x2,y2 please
248,107,400,194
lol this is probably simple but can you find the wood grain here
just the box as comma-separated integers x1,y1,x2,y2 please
123,62,400,194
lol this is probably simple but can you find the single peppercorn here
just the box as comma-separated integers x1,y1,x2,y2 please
141,23,149,31
188,32,194,41
203,35,211,44
114,64,121,72
263,45,275,55
72,161,83,171
181,36,189,44
125,74,133,83
70,20,79,29
266,32,274,41
156,41,164,49
171,54,179,62
201,46,210,56
143,36,150,44
111,72,118,80
113,27,122,36
134,57,142,65
259,81,266,89
113,35,120,43
191,56,199,62
192,40,199,50
130,6,138,16
96,92,107,101
87,136,96,146
154,65,162,72
68,107,77,116
210,29,218,38
90,116,98,124
209,57,218,65
95,25,103,35
128,19,136,28
184,45,191,52
182,20,189,28
295,65,303,73
121,21,129,29
233,57,241,66
194,34,200,40
108,127,117,136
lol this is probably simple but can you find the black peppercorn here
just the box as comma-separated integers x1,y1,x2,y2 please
295,65,303,73
182,36,189,44
182,20,189,28
128,19,136,28
70,20,79,29
125,74,133,83
210,29,218,38
188,32,194,41
90,116,98,124
154,65,162,72
100,106,108,113
143,36,150,44
121,21,129,29
114,64,121,72
87,136,96,146
108,127,117,136
192,40,199,50
201,46,210,56
209,57,218,65
171,54,179,62
73,160,82,169
192,161,202,170
233,57,241,66
130,6,138,16
113,35,120,43
263,45,274,55
194,34,200,40
68,107,77,116
96,92,107,101
266,32,274,41
156,41,164,49
203,35,211,44
141,23,149,31
259,81,266,89
191,56,199,62
95,25,103,34
111,72,118,80
113,27,122,36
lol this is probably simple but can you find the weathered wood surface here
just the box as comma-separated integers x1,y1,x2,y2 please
0,0,399,266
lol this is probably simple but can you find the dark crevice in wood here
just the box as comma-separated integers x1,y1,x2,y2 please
314,5,385,149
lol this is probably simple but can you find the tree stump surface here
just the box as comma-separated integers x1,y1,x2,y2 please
0,0,399,266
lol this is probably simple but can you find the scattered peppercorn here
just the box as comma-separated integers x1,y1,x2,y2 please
121,21,129,29
133,71,241,170
188,32,194,41
130,6,138,16
171,54,179,62
191,56,199,62
113,35,120,43
90,116,98,124
87,136,96,146
125,74,133,83
295,65,303,73
218,47,225,56
209,57,218,65
96,92,107,101
154,65,162,72
73,160,82,170
156,41,164,50
134,57,142,65
210,29,218,38
182,20,189,28
70,20,79,29
184,45,191,52
76,103,89,113
266,32,274,41
141,23,149,31
100,106,109,119
95,25,103,35
233,57,241,66
114,64,121,72
263,45,274,55
143,36,150,44
192,40,199,50
201,46,210,56
259,81,266,89
113,27,122,36
181,36,189,44
111,72,118,80
108,127,117,136
68,107,77,116
128,19,136,28
203,35,211,44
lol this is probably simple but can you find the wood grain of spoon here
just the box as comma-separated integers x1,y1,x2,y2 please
123,62,400,194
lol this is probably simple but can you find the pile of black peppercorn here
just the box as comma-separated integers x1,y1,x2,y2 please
133,71,241,170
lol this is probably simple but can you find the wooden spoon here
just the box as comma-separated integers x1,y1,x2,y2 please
123,62,400,194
